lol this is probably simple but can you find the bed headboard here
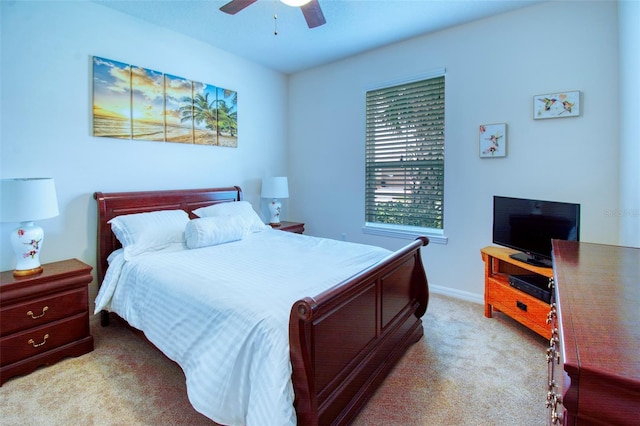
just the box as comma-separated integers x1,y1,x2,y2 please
93,186,243,286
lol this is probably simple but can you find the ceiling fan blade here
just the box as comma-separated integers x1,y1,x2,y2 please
301,0,326,28
220,0,258,15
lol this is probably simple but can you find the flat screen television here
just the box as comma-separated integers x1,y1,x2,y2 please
493,196,580,268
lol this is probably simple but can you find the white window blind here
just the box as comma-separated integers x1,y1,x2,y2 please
365,74,445,231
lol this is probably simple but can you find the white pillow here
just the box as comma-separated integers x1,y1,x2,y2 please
192,201,268,233
185,216,245,249
108,209,189,260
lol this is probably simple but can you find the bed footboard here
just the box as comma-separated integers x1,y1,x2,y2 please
289,237,429,426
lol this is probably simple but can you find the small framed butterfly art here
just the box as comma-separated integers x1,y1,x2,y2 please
533,91,580,119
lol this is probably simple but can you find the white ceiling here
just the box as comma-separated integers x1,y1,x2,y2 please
95,0,545,74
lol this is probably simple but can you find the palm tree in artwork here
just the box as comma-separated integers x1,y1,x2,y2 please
217,100,237,137
179,89,237,141
179,92,217,133
218,89,237,137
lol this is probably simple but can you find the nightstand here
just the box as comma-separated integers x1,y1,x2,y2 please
0,258,94,386
272,221,305,234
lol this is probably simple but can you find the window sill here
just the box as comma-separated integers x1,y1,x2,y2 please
361,223,448,244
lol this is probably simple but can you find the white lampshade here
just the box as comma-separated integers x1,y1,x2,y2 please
1,178,59,276
261,177,289,199
1,178,59,222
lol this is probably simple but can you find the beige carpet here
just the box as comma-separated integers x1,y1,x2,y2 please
0,294,548,425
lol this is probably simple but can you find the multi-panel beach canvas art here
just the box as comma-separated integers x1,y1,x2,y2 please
92,56,238,147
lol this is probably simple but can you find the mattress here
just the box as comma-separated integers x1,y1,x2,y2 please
94,229,391,425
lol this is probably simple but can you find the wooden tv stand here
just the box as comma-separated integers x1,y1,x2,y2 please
481,246,553,339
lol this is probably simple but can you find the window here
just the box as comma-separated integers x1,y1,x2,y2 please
364,72,446,242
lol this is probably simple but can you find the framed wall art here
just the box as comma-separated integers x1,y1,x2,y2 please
533,90,580,119
92,56,238,147
479,123,506,158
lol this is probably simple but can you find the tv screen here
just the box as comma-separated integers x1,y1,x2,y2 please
493,196,580,267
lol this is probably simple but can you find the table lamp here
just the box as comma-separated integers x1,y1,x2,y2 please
1,178,59,277
261,176,289,227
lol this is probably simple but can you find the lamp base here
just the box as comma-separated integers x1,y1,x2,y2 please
268,199,282,226
10,221,45,277
13,266,44,277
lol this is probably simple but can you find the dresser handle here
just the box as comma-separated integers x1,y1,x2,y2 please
27,306,49,319
551,394,564,424
551,408,563,425
28,334,49,348
546,303,557,324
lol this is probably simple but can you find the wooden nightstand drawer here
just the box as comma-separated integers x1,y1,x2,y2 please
0,312,89,367
0,288,88,337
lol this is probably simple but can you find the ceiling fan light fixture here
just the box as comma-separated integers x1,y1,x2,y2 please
220,0,325,29
280,0,312,7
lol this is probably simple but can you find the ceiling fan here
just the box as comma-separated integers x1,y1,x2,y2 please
220,0,326,29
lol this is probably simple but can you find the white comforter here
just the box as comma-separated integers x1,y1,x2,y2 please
94,229,391,425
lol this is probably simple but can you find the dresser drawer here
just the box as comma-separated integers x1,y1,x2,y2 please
0,313,89,367
0,288,88,337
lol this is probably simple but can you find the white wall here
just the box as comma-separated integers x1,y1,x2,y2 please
287,1,624,302
0,1,289,302
618,0,640,248
2,1,635,306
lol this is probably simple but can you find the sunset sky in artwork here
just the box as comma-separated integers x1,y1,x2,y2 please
93,57,217,128
93,57,131,119
131,66,164,123
165,74,192,127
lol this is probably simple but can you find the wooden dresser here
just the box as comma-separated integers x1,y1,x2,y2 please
1,259,94,385
547,241,640,425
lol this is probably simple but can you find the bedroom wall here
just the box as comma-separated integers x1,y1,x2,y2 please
287,0,624,302
618,0,640,248
0,1,289,303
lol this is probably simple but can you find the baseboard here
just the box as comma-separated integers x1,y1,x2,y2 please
429,284,483,305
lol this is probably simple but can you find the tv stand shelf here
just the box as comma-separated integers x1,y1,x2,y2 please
481,246,554,339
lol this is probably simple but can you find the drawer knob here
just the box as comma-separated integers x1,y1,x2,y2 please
27,306,49,319
28,334,49,348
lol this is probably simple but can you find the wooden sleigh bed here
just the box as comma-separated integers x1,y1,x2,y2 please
94,186,430,425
